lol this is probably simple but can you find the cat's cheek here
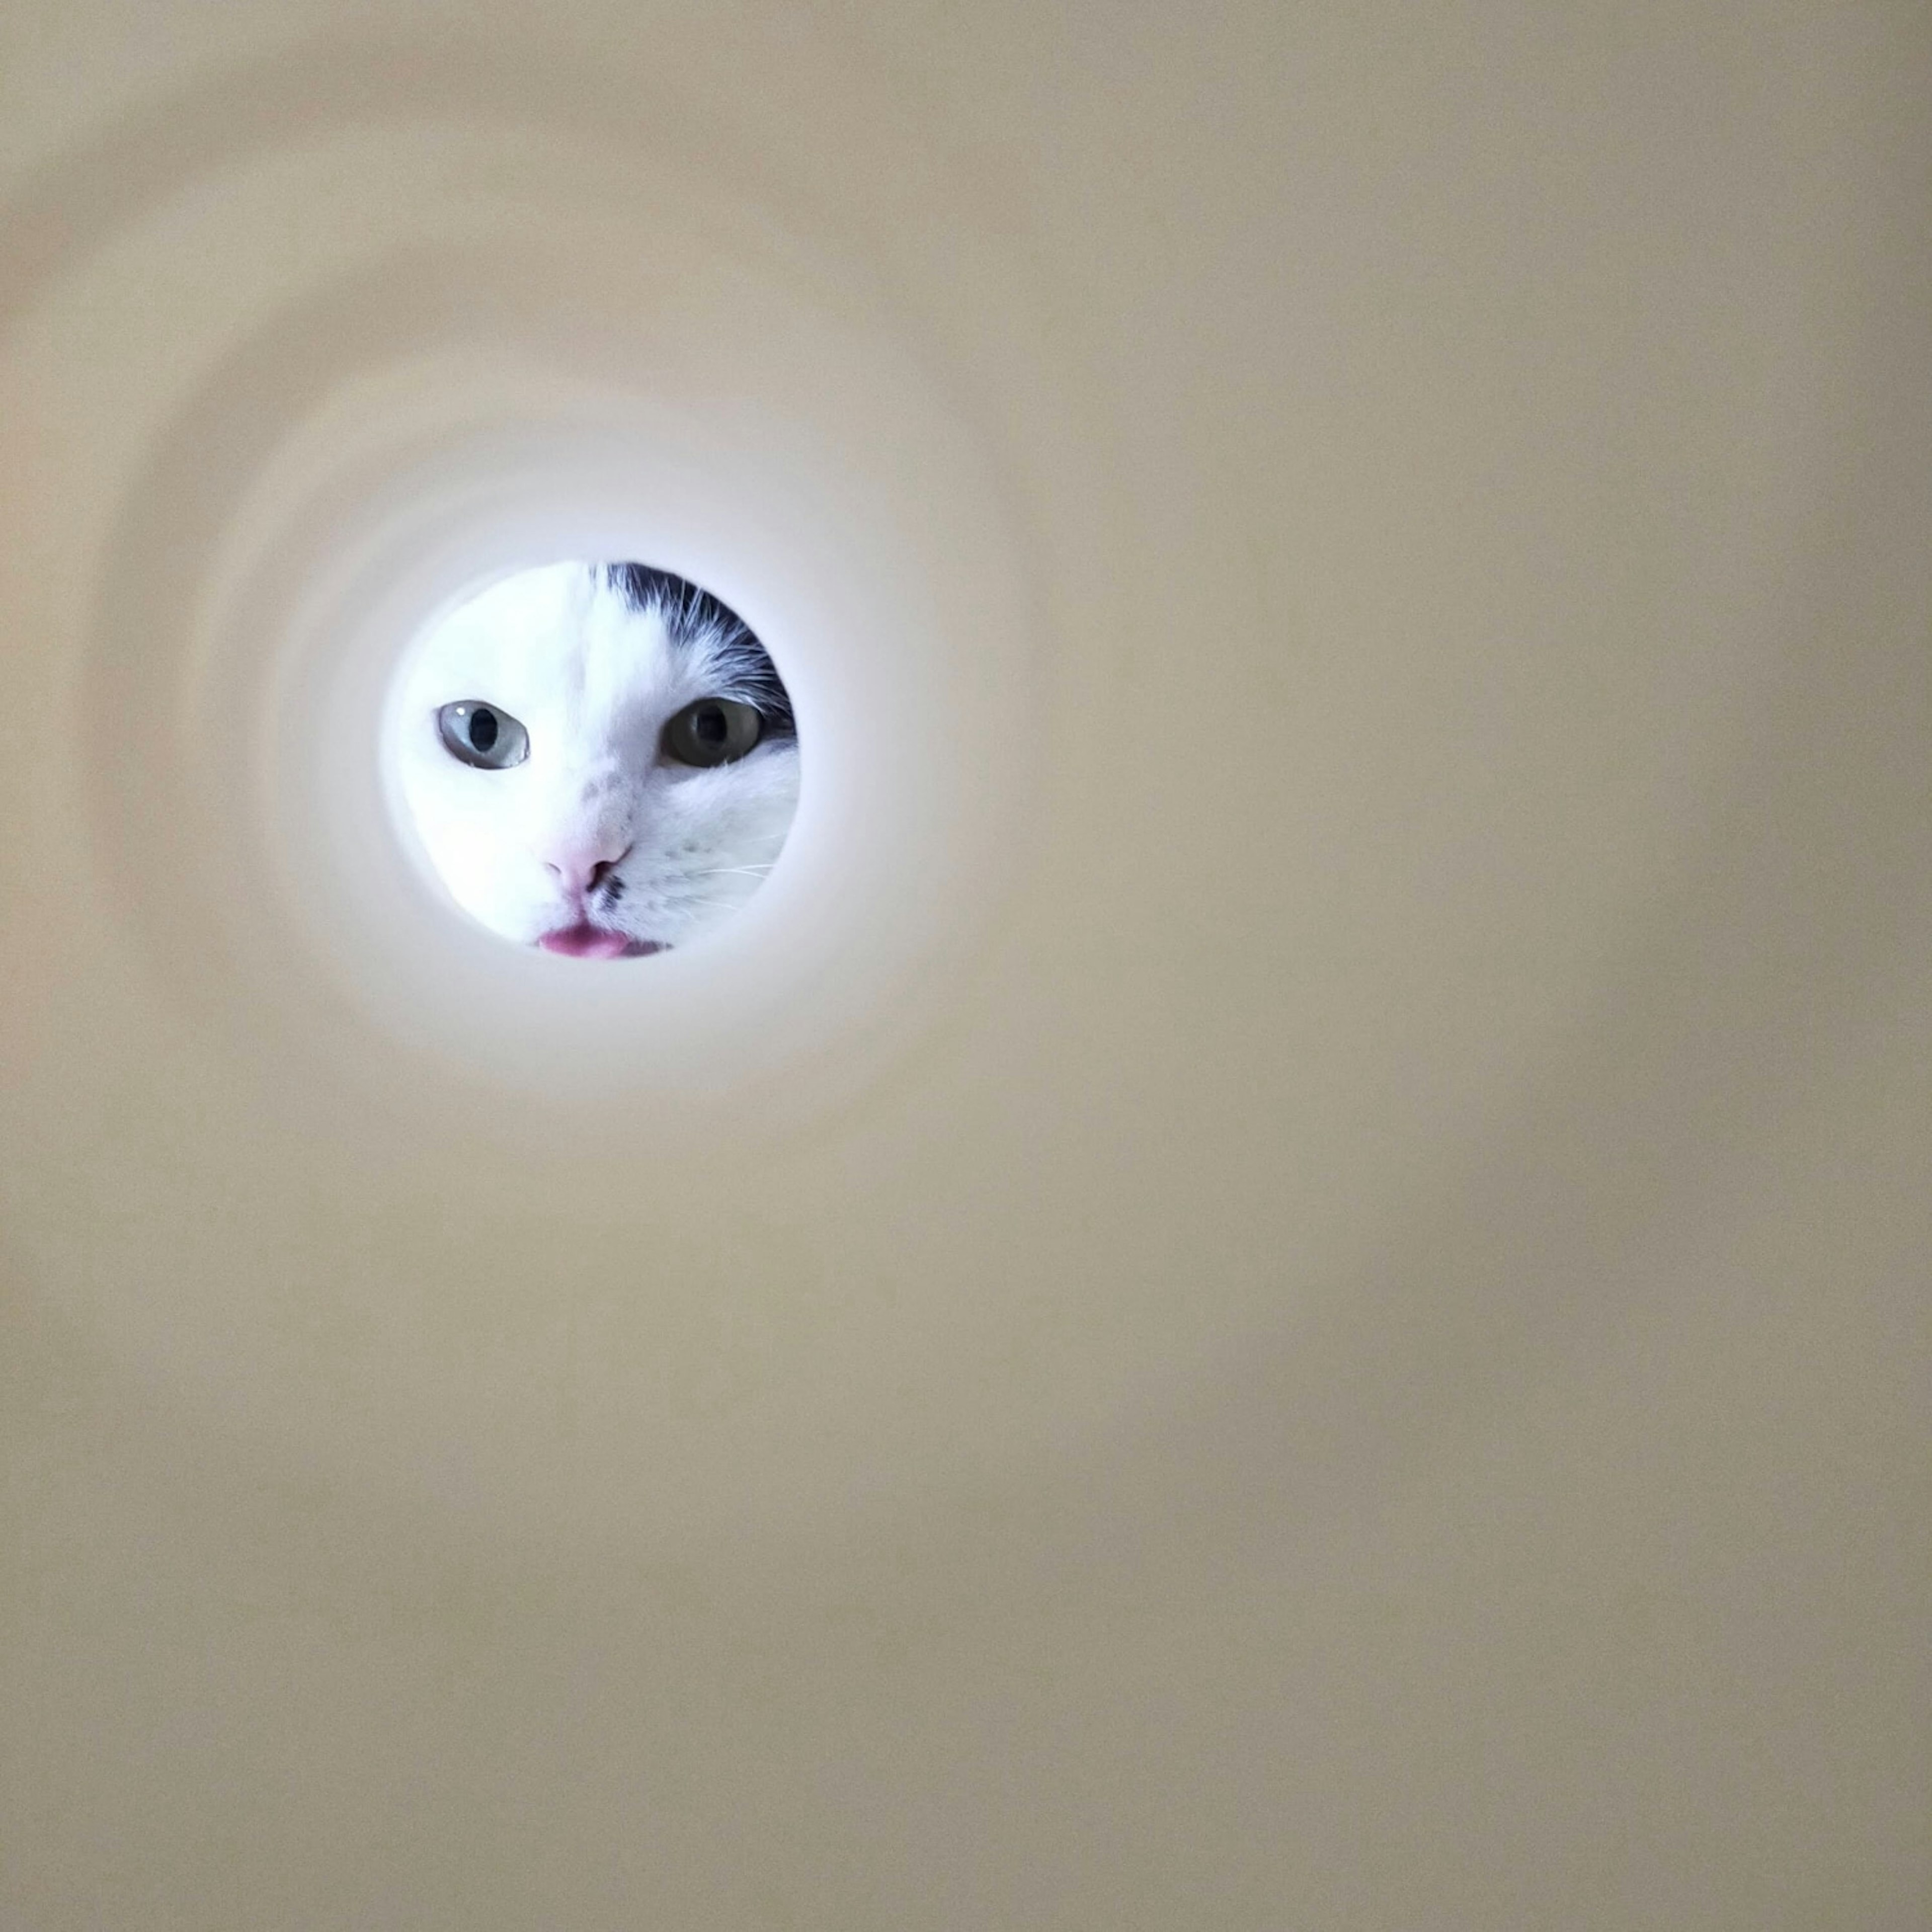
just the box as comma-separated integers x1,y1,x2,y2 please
405,794,553,944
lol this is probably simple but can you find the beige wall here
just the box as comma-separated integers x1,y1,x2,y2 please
2,2,1927,1925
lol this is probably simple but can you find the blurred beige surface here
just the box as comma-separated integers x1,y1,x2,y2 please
2,2,1927,1926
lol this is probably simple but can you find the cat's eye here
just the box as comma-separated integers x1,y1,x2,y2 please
662,697,764,768
437,701,529,770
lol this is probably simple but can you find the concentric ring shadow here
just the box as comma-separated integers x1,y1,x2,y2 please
75,212,1043,1141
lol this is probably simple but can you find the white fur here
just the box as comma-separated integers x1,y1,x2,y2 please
391,564,798,953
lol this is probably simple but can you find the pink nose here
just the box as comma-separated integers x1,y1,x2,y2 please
542,841,630,896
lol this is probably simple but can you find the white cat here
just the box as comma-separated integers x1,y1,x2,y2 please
391,562,799,957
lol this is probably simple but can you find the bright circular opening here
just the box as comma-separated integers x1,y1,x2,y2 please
383,560,799,961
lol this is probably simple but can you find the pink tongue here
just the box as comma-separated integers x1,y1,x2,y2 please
538,923,635,960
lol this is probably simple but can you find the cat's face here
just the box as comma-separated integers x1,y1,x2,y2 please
392,563,799,957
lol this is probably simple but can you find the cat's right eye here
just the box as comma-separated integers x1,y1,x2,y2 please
437,701,529,770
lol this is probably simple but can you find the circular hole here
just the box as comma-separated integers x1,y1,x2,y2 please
63,194,1047,1120
384,560,799,962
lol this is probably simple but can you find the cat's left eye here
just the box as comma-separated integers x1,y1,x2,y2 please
662,697,764,768
437,701,529,770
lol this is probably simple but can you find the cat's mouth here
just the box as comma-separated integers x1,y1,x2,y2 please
537,922,664,960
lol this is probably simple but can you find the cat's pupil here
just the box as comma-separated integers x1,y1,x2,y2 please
695,704,727,745
469,706,499,754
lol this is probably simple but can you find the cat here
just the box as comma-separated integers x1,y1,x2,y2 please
391,561,799,958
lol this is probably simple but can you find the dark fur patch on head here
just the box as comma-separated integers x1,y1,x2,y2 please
601,562,795,739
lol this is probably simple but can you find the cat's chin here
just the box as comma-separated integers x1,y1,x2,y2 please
536,923,664,960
